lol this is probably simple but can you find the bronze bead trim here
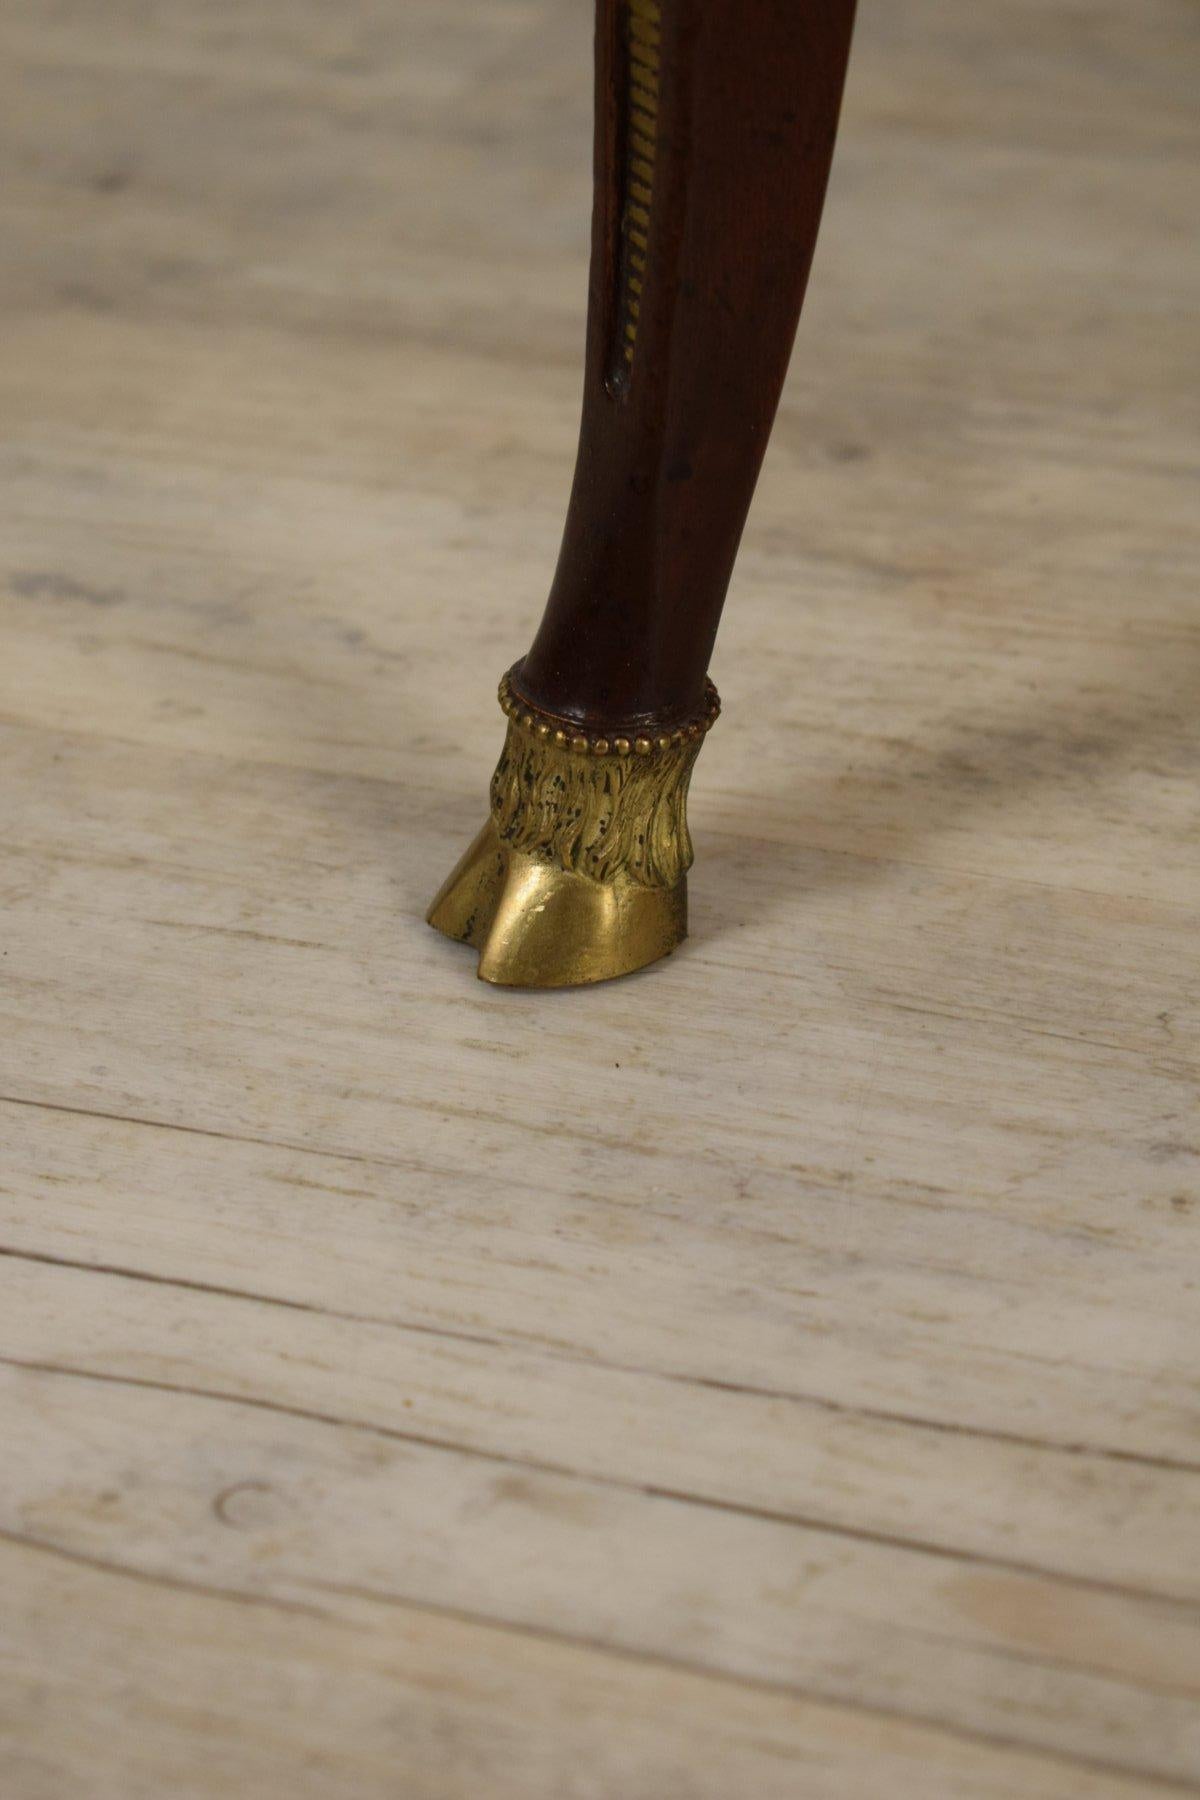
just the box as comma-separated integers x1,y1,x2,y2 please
498,668,720,759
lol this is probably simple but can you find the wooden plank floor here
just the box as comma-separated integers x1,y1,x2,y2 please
2,1,1198,1794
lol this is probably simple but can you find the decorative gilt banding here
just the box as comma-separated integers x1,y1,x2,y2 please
613,0,662,377
497,668,719,757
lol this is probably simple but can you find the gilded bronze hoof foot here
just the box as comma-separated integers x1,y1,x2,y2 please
427,819,687,988
427,671,718,989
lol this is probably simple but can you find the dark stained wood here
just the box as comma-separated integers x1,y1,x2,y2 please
514,0,858,731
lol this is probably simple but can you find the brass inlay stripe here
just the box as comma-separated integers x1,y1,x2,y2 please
613,0,661,377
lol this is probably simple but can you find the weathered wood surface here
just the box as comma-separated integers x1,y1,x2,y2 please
1,0,1198,1795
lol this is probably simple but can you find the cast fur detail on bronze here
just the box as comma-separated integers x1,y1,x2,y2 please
489,714,702,891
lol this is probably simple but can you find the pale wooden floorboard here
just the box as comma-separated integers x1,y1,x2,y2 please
1,0,1197,1794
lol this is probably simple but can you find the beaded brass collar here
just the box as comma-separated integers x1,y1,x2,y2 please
498,668,720,758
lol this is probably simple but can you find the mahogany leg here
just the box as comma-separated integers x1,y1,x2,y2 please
429,0,857,986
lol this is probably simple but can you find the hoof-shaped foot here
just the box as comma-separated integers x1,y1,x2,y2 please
427,820,687,988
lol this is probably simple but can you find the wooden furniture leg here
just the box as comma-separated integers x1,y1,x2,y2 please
429,0,857,986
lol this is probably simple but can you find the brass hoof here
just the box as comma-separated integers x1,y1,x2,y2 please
426,670,717,990
428,820,687,988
